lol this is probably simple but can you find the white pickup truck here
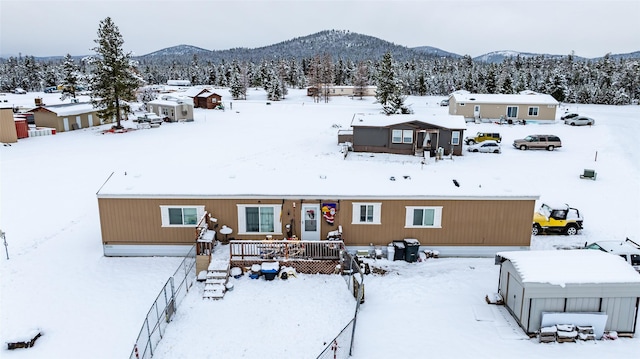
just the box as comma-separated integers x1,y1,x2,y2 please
136,112,164,126
585,239,640,272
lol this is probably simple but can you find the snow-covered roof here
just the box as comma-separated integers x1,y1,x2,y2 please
96,168,538,200
351,113,467,129
451,93,559,105
497,250,640,286
41,103,97,116
148,99,192,107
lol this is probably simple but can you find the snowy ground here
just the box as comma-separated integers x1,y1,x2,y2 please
1,88,639,358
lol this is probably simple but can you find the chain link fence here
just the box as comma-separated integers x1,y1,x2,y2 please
315,251,365,359
129,245,196,359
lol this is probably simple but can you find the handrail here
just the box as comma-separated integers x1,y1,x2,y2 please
229,239,344,261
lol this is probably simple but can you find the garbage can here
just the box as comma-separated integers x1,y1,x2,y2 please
403,238,421,263
387,244,395,261
392,241,405,261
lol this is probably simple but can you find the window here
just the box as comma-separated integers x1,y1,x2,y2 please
528,107,539,116
405,206,442,228
160,205,204,227
451,131,460,145
392,129,413,144
237,204,282,234
352,203,382,224
507,106,518,118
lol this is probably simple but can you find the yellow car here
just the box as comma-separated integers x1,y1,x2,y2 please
532,203,583,236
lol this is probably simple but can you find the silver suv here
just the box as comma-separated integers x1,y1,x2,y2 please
513,135,562,151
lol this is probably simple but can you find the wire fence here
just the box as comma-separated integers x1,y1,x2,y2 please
315,251,365,359
129,245,196,359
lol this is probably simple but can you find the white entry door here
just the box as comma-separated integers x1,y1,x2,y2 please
300,204,321,240
474,105,480,119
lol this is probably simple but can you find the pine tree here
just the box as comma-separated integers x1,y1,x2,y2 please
88,17,142,129
375,52,407,113
61,53,79,98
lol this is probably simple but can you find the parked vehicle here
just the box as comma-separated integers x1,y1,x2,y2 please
560,112,580,121
467,140,501,153
564,115,595,126
532,203,583,236
585,238,640,272
464,132,501,145
440,99,449,106
136,112,163,125
13,88,27,94
513,135,561,151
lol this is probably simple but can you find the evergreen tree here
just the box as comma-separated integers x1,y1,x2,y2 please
61,53,79,98
88,17,142,129
375,52,407,113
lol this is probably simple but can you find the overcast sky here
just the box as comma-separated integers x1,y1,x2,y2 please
1,0,638,59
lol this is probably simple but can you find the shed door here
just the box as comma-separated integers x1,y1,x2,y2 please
300,204,320,240
506,273,525,320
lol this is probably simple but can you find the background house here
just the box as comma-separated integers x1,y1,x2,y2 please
349,113,467,156
0,106,18,143
193,90,223,109
147,98,194,122
448,92,559,122
496,250,640,337
31,102,102,132
307,85,377,97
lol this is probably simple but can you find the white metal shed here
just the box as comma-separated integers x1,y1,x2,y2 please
496,250,640,336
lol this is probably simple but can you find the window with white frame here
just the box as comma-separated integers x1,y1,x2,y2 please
405,206,443,228
160,205,205,227
237,204,282,234
352,203,382,224
507,106,518,118
528,107,539,116
451,131,460,145
392,129,413,144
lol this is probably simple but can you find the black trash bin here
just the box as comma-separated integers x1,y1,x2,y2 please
392,241,406,261
403,238,421,263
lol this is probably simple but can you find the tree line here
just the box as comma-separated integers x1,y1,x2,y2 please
1,35,638,107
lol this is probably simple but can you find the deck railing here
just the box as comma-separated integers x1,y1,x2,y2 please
229,239,344,261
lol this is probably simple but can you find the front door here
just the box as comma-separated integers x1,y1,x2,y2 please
300,204,321,240
474,105,480,119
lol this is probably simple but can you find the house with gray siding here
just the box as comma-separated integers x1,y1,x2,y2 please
348,113,467,156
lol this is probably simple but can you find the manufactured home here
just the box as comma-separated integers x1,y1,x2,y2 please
307,85,377,97
147,99,194,122
496,250,640,337
96,169,537,258
448,93,559,122
349,113,467,156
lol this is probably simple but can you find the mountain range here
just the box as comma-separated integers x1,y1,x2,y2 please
15,30,640,64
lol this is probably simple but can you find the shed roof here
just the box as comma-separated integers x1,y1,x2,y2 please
451,93,559,105
351,113,467,130
38,103,98,117
497,250,640,286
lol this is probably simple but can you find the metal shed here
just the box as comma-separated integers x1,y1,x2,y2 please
496,250,640,337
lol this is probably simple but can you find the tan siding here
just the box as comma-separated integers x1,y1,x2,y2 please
99,197,535,248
